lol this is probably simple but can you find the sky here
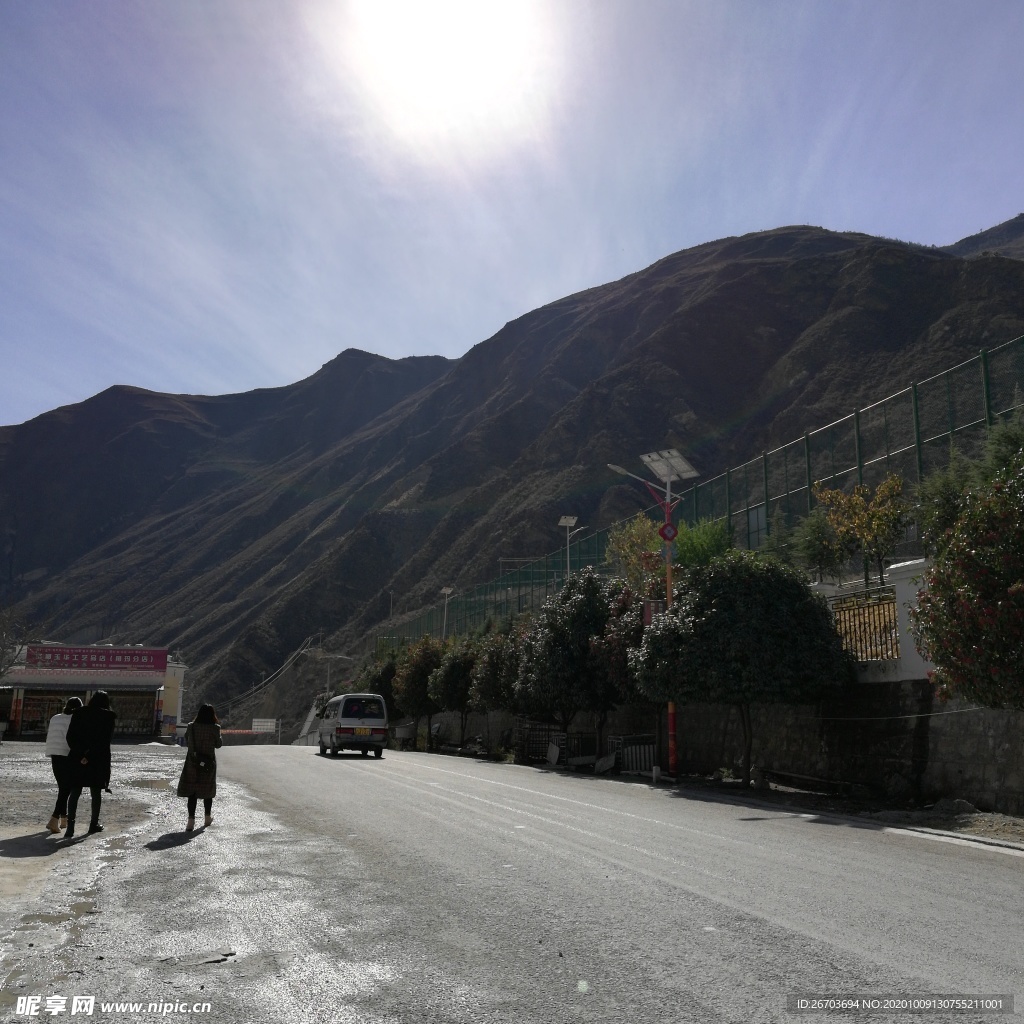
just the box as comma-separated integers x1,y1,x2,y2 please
2,0,1023,427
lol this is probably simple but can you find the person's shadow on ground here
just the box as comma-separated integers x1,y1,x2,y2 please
144,830,205,851
0,832,69,858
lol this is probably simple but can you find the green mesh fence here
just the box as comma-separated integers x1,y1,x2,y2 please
380,336,1024,646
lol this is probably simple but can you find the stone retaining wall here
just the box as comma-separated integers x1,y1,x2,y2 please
674,682,1024,815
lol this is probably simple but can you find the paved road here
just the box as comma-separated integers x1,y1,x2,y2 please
2,743,1022,1023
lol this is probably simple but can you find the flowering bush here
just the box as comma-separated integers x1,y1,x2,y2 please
910,453,1024,709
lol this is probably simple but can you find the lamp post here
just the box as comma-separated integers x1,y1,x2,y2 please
322,653,355,702
440,587,454,639
608,449,699,776
557,515,585,579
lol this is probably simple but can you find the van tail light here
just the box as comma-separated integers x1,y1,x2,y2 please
337,727,353,735
371,728,387,737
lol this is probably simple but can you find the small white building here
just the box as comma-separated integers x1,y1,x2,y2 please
0,643,186,740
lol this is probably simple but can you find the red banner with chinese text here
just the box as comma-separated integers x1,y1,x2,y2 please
25,646,168,674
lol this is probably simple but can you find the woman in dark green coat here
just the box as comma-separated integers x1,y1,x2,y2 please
176,704,222,832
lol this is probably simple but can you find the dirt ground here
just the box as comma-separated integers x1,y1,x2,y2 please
675,774,1024,846
0,743,169,909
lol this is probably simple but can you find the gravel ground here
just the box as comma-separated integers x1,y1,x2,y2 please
0,742,180,904
0,742,176,833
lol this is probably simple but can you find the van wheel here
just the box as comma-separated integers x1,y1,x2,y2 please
374,747,383,759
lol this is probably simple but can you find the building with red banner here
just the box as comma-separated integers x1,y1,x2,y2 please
0,643,186,740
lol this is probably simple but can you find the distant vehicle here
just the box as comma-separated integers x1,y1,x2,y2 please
317,693,388,758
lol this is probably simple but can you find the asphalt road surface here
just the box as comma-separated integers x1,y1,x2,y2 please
2,743,1022,1023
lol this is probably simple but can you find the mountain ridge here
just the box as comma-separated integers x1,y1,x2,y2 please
2,218,1022,704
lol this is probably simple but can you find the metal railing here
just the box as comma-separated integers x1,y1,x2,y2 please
828,587,900,661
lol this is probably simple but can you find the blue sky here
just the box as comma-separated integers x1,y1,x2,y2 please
2,0,1022,427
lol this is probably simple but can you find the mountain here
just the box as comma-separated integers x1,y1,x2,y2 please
942,213,1024,259
2,222,1023,706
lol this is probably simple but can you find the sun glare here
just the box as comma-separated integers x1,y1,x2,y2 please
338,0,556,158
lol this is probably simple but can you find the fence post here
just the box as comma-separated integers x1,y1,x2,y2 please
762,451,770,539
911,382,924,483
853,409,869,586
725,467,732,540
980,349,994,428
804,433,813,513
853,408,864,486
883,401,891,473
744,462,752,549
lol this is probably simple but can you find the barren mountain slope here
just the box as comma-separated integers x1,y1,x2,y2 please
2,222,1022,705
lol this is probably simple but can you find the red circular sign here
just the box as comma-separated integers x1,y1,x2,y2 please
659,523,678,542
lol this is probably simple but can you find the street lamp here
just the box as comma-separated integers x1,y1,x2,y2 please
440,587,454,639
608,449,698,609
608,449,699,779
320,652,356,702
557,515,585,579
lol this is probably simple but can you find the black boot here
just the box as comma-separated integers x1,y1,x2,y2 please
65,820,75,839
88,822,104,834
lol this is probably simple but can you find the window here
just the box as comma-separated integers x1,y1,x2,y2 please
343,698,384,719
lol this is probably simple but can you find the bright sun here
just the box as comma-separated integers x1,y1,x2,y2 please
339,0,556,157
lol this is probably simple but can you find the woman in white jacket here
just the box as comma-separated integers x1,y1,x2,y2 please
45,697,83,834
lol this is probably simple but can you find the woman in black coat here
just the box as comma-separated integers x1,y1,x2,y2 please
176,703,222,832
65,690,116,838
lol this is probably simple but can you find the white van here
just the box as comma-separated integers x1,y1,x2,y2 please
317,693,388,758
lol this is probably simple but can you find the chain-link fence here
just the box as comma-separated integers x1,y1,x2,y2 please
688,340,1024,550
380,336,1024,646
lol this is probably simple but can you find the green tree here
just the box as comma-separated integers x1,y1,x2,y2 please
392,635,443,750
589,581,652,751
673,517,732,569
591,583,645,705
792,507,847,583
428,638,477,745
605,517,662,597
517,567,611,732
471,628,523,715
910,452,1024,710
630,550,855,785
813,474,911,583
357,651,399,722
977,410,1024,485
758,508,795,566
914,448,976,557
915,414,1024,558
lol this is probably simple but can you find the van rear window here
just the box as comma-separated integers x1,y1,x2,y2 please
342,698,384,719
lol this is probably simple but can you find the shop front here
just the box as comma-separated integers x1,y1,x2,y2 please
17,690,89,737
0,644,186,740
